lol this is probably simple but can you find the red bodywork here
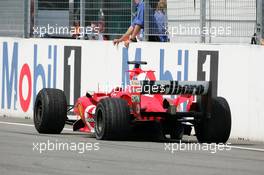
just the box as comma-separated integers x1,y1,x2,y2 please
73,66,194,133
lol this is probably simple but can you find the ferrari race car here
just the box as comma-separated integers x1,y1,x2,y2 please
34,61,231,143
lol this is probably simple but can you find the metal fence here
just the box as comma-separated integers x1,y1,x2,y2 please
0,0,260,44
0,0,29,38
166,0,256,43
34,0,132,40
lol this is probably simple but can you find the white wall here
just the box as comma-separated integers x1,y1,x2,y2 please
0,37,264,141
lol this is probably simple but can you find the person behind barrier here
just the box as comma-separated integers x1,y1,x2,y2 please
154,1,168,42
148,0,168,42
113,0,144,47
72,21,81,39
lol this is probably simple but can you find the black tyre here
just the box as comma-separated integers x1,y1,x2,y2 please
95,98,131,140
170,123,184,140
34,88,67,134
161,120,184,140
195,97,231,143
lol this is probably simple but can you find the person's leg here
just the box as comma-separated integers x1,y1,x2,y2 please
123,25,141,47
131,25,142,40
113,26,134,45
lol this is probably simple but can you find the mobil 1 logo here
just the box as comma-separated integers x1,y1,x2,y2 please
64,46,82,105
197,50,219,97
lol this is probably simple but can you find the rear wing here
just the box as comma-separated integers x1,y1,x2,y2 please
130,80,210,95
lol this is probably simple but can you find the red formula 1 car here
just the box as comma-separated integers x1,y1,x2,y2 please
34,61,231,143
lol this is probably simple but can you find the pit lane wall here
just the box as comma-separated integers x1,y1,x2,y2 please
0,37,263,141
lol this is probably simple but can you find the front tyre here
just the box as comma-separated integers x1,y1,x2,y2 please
34,88,67,134
95,98,131,140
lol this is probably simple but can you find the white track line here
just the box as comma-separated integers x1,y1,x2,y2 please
229,146,264,152
0,121,72,131
0,121,264,152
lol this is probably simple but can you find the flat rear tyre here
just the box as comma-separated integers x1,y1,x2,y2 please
195,97,231,143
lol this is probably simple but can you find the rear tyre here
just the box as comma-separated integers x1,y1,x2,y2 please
195,97,231,143
95,98,131,140
34,88,67,134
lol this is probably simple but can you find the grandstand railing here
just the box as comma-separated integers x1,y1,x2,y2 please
0,0,259,44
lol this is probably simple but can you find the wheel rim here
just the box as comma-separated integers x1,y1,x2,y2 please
96,109,103,134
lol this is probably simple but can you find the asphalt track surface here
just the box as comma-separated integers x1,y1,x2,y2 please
0,116,263,175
